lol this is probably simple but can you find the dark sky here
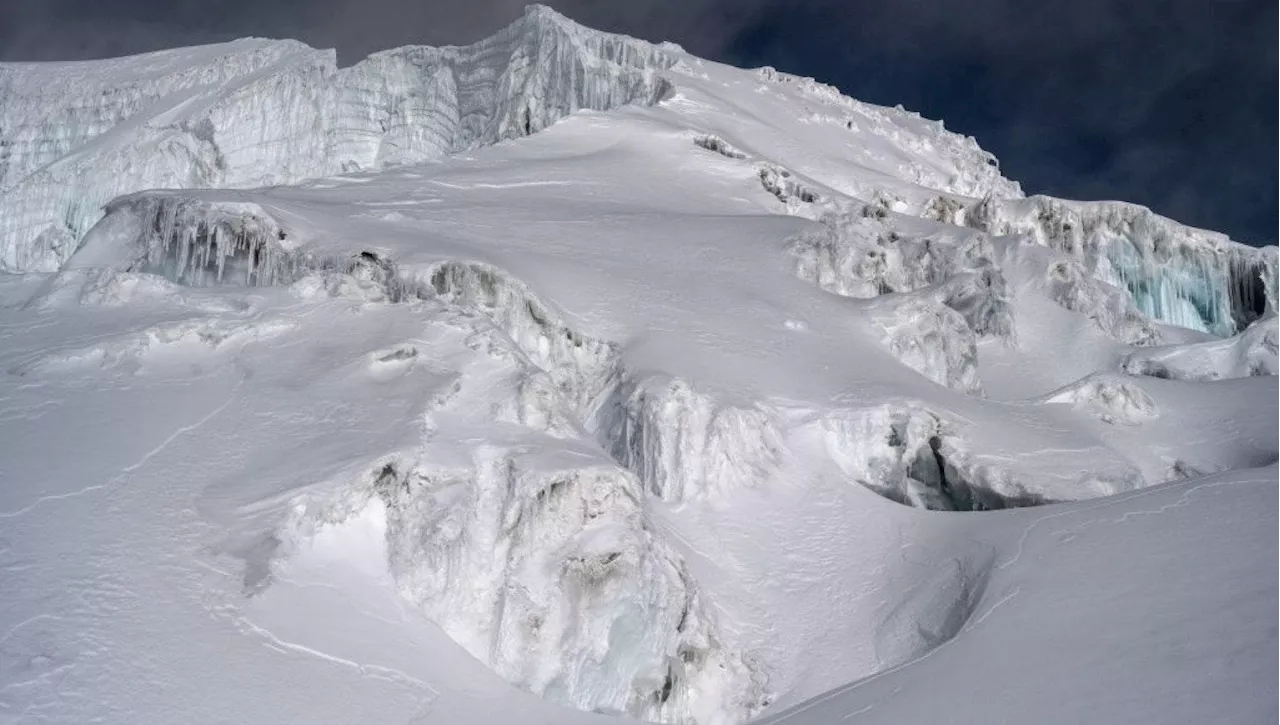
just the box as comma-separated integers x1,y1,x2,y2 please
2,0,1275,244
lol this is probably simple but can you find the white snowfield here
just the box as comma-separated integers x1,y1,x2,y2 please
0,6,1275,725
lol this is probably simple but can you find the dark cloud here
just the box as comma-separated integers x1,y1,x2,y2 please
1,0,1273,243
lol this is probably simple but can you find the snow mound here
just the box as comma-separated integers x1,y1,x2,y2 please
1122,316,1279,381
1041,374,1159,425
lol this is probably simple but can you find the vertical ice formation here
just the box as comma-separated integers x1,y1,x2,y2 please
933,194,1278,336
74,194,434,303
285,455,767,725
428,261,621,416
589,375,784,504
103,195,302,286
0,5,677,273
1042,257,1160,345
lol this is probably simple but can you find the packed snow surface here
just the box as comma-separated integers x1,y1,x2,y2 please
0,6,1275,725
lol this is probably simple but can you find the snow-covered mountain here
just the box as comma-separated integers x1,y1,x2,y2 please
0,6,1274,725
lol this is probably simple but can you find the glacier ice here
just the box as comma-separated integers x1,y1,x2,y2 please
0,5,677,273
590,374,784,504
867,296,983,395
818,405,1046,511
281,454,768,725
428,260,621,417
932,194,1278,337
788,206,1015,341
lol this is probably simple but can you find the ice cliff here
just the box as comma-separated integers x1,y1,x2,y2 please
0,5,675,272
928,194,1278,336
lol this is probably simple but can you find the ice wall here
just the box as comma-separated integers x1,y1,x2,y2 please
0,5,676,273
934,194,1278,336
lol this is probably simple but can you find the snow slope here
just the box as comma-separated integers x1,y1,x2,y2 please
0,6,1275,725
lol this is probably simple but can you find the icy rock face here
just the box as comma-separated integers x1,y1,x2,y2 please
1041,374,1159,425
590,375,784,504
819,405,1041,510
0,5,676,273
934,194,1278,336
1122,316,1279,381
284,456,767,725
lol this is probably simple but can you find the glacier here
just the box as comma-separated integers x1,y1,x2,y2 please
0,5,675,273
0,5,1274,725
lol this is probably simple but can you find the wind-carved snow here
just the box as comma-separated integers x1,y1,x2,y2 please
1122,316,1279,381
0,5,676,273
752,66,1022,202
928,194,1279,337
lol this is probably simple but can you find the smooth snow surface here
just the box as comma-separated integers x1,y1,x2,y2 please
0,6,1275,725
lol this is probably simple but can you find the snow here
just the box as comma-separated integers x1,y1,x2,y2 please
0,5,1275,725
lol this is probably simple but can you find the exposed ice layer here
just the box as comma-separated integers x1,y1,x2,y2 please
1122,316,1279,382
753,66,1023,201
935,194,1278,336
818,406,1047,510
77,194,430,302
0,5,676,273
692,135,746,160
428,261,620,416
757,165,821,210
118,196,299,287
283,456,768,725
1043,256,1159,345
789,207,1015,341
867,296,983,396
1040,374,1159,426
590,375,783,504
